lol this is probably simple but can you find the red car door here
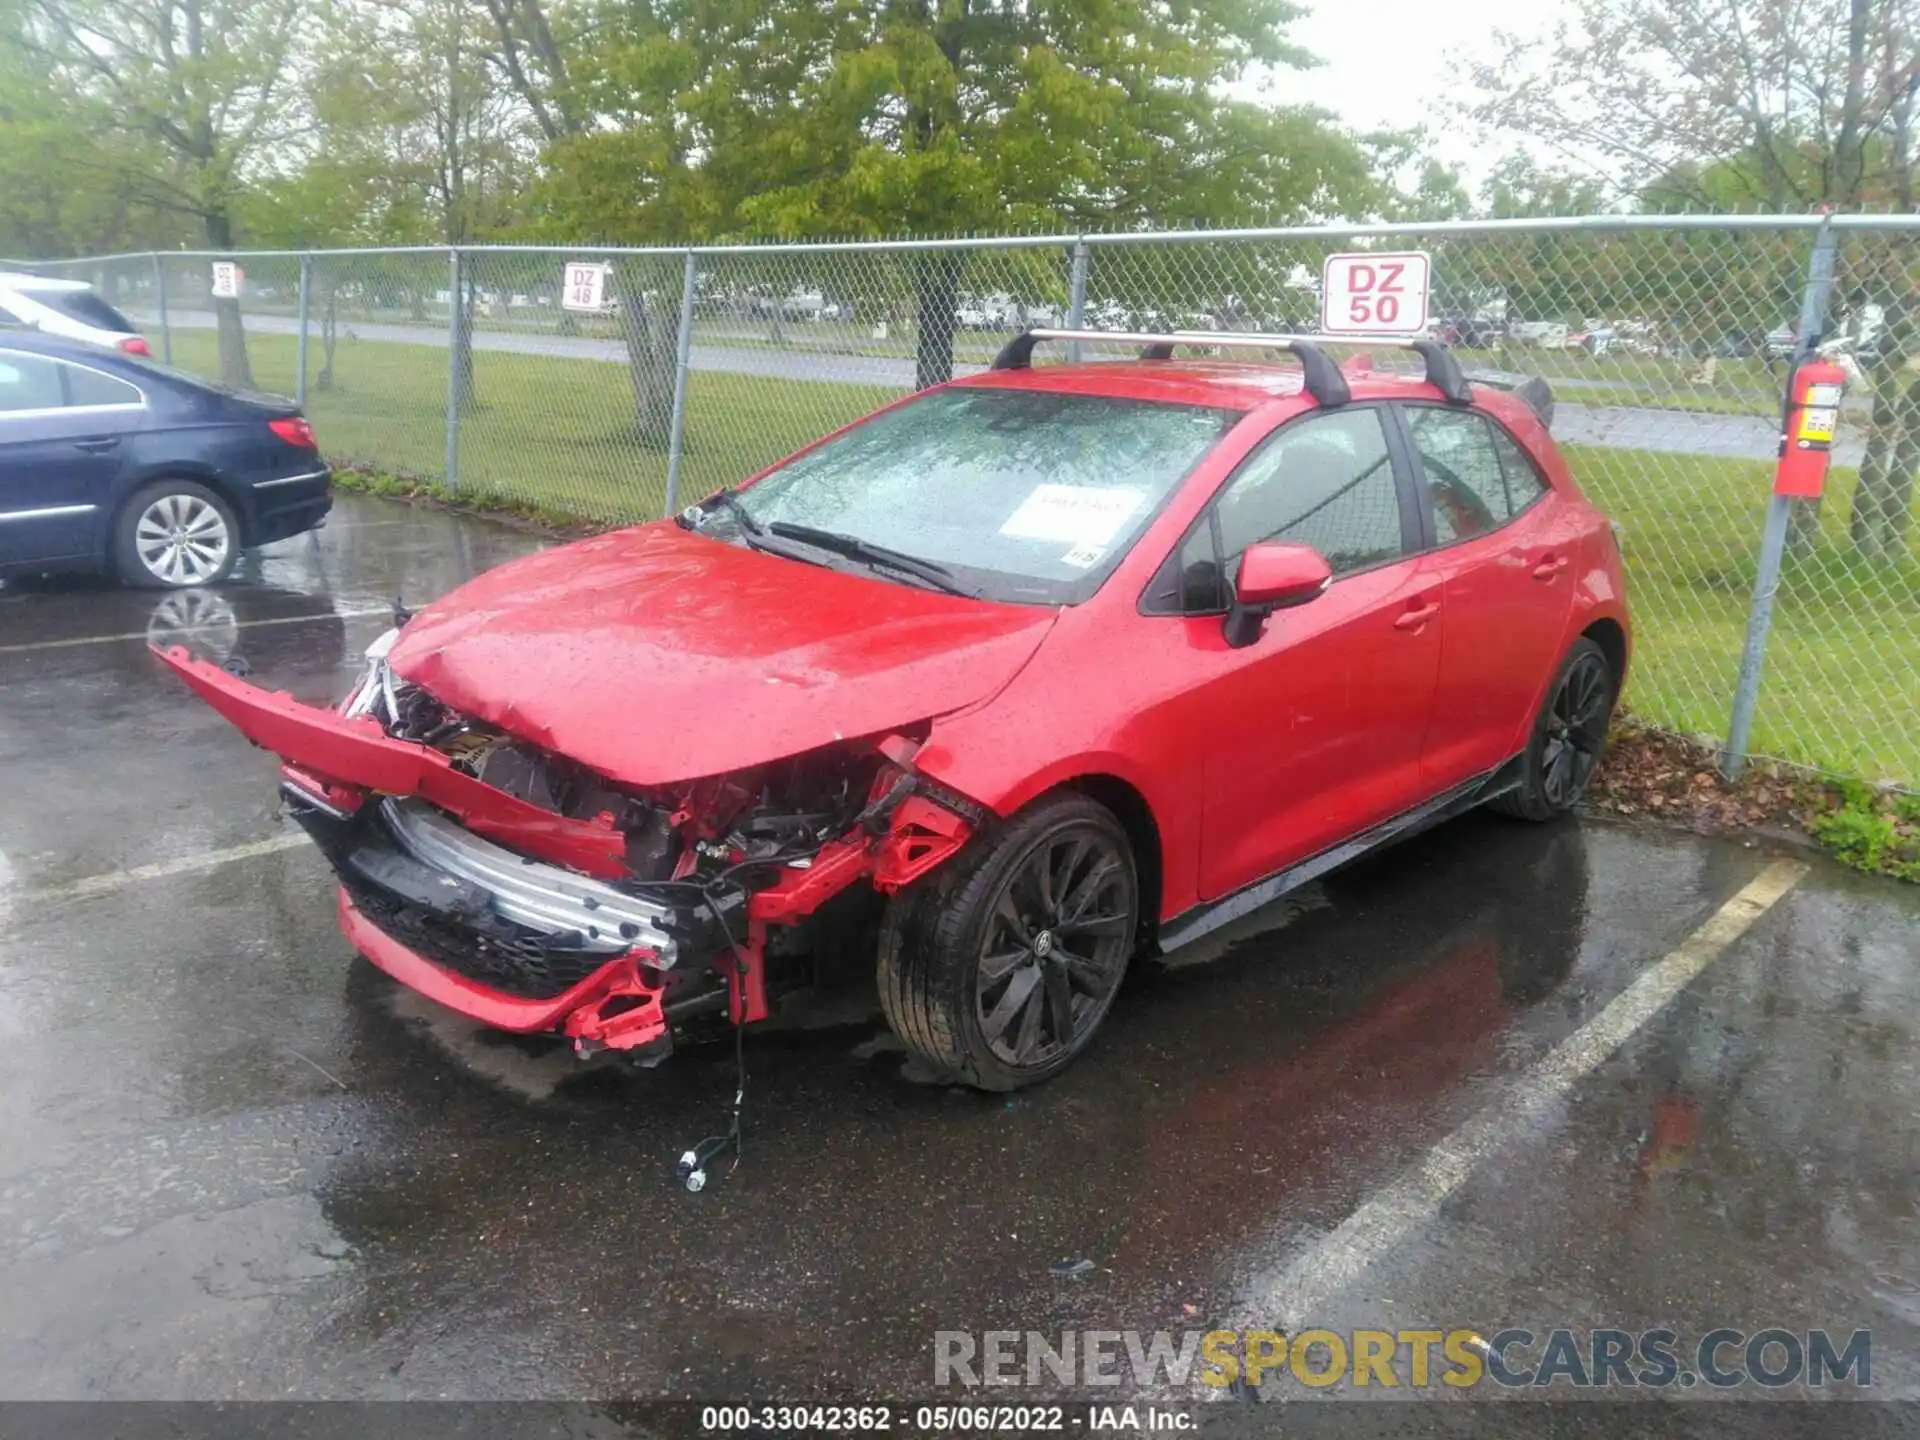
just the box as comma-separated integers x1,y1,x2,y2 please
1395,404,1582,789
1147,406,1444,902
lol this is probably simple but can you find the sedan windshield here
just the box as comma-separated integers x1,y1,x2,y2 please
715,388,1241,604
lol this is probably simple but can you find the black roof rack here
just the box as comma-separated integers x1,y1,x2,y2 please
990,328,1477,410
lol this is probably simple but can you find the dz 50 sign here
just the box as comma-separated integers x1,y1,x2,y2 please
1321,251,1430,335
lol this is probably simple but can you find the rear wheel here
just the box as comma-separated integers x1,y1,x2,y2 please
878,793,1137,1091
1493,637,1615,821
114,480,238,588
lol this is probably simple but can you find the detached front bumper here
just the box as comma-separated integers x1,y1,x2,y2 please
340,891,667,1047
299,792,701,1054
151,641,976,1056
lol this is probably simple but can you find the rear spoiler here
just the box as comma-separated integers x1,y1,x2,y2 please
1463,369,1554,430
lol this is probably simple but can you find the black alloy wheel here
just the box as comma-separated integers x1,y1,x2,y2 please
1494,636,1616,821
973,824,1134,1069
878,793,1139,1090
1542,647,1612,809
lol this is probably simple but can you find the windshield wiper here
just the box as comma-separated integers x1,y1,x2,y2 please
766,522,978,597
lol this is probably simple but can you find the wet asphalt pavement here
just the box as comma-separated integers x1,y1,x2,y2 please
1,493,1917,1430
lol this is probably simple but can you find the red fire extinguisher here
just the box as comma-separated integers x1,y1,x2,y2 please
1773,357,1847,498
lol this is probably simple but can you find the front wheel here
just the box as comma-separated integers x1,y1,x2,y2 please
1492,637,1615,821
877,793,1138,1091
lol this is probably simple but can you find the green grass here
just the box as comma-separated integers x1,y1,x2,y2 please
164,329,898,521
161,327,1920,785
1448,347,1785,417
1808,783,1920,881
1569,444,1920,784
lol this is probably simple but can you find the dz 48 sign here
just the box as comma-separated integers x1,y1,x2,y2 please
561,261,608,313
1321,251,1430,335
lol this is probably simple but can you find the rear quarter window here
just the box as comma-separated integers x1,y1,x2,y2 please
64,363,142,407
1488,423,1551,514
1403,407,1509,546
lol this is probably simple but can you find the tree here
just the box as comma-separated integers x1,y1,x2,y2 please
5,0,321,385
1480,153,1612,219
0,39,191,258
480,0,685,441
519,0,1402,388
386,0,536,406
1474,0,1920,212
1845,274,1920,558
723,0,1385,387
1478,0,1920,559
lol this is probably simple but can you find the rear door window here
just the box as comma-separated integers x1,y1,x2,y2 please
0,352,65,412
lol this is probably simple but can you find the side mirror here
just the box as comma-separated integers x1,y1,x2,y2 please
1223,541,1332,648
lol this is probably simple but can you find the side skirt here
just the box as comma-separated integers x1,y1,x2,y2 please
1156,753,1526,954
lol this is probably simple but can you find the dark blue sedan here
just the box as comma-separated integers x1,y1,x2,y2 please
0,331,332,587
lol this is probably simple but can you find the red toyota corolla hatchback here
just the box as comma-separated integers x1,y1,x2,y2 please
160,333,1629,1093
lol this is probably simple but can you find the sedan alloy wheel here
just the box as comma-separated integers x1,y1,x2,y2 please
136,493,231,586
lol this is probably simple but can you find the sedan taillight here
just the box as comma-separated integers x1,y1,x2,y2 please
268,416,318,449
118,335,152,357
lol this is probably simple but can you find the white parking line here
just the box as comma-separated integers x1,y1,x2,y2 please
0,605,390,655
1244,858,1807,1333
25,833,311,904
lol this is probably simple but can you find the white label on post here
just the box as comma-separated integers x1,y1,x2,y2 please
562,262,608,313
210,261,244,300
1320,250,1430,335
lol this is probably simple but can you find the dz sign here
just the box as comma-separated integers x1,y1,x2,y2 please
1320,251,1430,335
562,262,609,313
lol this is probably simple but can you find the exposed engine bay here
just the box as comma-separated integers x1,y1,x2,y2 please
356,640,925,892
157,628,983,1070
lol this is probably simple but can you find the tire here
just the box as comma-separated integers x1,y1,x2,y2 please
877,792,1138,1091
1492,637,1616,821
113,479,239,588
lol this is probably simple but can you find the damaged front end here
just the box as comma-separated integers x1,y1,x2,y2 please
154,630,981,1062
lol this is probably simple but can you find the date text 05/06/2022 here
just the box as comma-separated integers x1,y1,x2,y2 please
697,1404,1193,1433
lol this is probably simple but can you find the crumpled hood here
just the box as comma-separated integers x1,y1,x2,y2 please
388,521,1056,786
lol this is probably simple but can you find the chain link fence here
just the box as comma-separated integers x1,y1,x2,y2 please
13,218,1920,788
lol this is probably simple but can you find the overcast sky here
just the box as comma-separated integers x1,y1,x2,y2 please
1244,0,1571,187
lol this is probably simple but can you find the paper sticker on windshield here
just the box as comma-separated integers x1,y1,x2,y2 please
1060,542,1106,569
999,485,1146,547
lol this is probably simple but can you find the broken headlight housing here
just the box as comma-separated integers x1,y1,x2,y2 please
339,626,401,724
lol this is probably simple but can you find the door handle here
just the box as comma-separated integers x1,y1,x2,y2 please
73,438,121,454
1531,554,1569,580
1393,602,1441,631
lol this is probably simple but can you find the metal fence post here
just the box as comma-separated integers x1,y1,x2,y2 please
151,253,172,364
1721,219,1838,778
444,247,461,491
1066,238,1090,362
295,253,312,411
663,248,699,517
